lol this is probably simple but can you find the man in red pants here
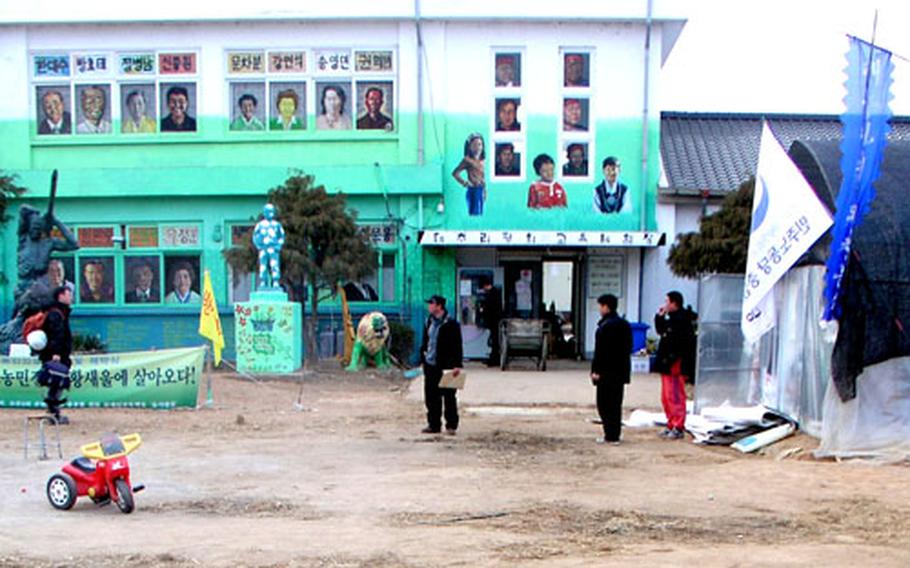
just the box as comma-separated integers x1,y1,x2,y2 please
654,291,697,440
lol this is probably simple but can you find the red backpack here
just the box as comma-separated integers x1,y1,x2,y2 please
21,307,61,342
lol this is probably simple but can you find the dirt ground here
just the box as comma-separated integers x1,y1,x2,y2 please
1,362,909,567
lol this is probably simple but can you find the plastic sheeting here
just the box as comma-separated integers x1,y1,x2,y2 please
817,356,910,461
694,274,756,413
694,268,830,437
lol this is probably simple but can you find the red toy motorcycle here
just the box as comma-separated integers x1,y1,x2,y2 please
46,432,144,514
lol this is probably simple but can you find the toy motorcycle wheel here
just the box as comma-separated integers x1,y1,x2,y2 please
46,473,77,510
114,478,134,514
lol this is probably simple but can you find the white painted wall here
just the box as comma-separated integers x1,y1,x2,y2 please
642,200,723,335
0,1,687,25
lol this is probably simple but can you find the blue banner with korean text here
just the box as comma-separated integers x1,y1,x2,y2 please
823,36,894,320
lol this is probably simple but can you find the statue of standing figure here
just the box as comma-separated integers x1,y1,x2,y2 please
252,203,285,290
0,204,80,353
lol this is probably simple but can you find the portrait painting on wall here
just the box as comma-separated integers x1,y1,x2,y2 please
269,81,307,131
563,52,590,88
494,142,521,178
561,141,589,178
494,52,521,88
124,256,161,304
315,81,352,131
43,257,76,293
164,256,202,305
79,256,115,304
229,82,267,132
494,98,521,132
562,97,589,132
74,84,113,135
120,83,157,134
159,82,198,132
35,85,73,135
593,155,631,214
355,81,394,131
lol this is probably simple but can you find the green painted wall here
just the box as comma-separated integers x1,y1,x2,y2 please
439,114,660,232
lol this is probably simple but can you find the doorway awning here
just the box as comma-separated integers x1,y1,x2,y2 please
418,230,666,247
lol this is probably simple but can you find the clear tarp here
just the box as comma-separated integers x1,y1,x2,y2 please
817,356,910,461
695,268,831,437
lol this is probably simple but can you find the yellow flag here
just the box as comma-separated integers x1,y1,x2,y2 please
198,270,225,366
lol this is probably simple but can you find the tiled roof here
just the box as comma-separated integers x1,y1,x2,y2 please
660,112,910,195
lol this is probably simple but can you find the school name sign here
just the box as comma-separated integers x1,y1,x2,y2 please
0,346,203,409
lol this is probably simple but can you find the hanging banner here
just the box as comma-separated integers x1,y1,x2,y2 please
0,346,203,409
823,36,894,321
741,123,832,343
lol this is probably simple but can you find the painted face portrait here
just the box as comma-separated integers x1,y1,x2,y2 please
42,91,66,125
47,260,66,288
564,54,587,87
364,88,383,116
240,97,257,120
563,99,585,131
496,100,520,131
127,92,146,122
322,88,340,116
168,92,188,123
496,61,515,86
173,268,192,294
84,263,104,293
81,87,105,123
469,136,484,158
538,161,555,183
134,264,154,290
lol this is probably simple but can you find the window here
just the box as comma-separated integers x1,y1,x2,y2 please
30,50,200,139
52,222,203,308
341,224,398,303
558,48,595,182
227,224,255,303
491,49,526,182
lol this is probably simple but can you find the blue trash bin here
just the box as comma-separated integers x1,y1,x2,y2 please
629,322,649,353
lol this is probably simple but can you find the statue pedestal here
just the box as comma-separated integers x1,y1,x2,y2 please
234,290,302,374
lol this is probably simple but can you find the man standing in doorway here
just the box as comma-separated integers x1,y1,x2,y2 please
590,294,632,444
420,295,463,435
478,277,502,367
654,291,698,440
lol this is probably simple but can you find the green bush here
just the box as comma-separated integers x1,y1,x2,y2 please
72,333,107,353
388,321,415,365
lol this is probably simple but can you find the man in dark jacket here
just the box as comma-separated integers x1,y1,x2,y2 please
590,294,632,444
654,290,697,440
420,295,463,435
39,286,74,423
478,277,502,367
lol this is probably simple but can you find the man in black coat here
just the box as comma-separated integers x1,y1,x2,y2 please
39,286,74,423
478,277,502,366
590,294,632,444
420,295,463,435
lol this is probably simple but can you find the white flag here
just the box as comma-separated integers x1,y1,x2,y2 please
742,123,833,343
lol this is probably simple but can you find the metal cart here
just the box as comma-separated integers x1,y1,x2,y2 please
499,318,550,371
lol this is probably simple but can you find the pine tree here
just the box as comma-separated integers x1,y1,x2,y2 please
667,177,753,278
223,174,377,360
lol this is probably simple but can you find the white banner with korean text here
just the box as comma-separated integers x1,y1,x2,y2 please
742,123,832,343
419,230,664,248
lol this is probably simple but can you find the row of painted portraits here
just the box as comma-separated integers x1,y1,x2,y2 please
35,81,394,135
452,134,629,216
44,255,202,305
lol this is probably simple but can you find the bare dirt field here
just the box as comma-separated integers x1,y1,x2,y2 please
1,362,909,567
